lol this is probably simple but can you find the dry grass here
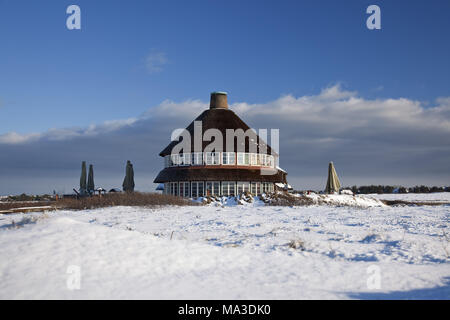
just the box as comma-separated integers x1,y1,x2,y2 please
0,201,53,211
381,200,450,206
264,192,314,206
55,192,198,210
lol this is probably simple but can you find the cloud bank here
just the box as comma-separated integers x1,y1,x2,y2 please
1,85,449,194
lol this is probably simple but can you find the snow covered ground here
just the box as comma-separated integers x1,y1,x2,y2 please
0,195,448,299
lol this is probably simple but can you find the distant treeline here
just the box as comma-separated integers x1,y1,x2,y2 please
347,185,450,194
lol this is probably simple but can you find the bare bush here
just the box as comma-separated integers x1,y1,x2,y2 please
288,239,306,250
264,192,314,206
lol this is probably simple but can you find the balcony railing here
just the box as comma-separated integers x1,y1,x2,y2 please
164,152,275,168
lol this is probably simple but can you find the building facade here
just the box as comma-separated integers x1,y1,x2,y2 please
154,92,288,197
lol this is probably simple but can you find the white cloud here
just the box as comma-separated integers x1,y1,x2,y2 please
145,50,168,74
0,117,137,145
0,132,41,144
1,85,449,193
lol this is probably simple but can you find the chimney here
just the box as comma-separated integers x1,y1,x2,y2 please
210,91,228,109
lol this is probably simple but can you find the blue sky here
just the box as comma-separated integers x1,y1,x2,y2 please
1,0,449,134
0,0,450,194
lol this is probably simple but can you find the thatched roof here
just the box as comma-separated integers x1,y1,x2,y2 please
159,108,276,157
153,167,287,183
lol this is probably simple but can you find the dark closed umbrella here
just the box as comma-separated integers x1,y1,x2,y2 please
87,164,95,193
122,160,135,192
80,161,87,194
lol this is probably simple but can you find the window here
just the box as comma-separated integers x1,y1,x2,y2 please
222,182,236,196
244,153,250,165
213,182,220,195
183,182,190,197
261,182,273,193
192,153,203,165
191,182,198,198
222,152,235,165
198,182,204,197
251,182,257,195
268,155,274,167
205,181,219,196
250,154,258,166
237,153,244,165
205,152,220,165
205,153,212,165
237,182,250,194
222,182,229,196
259,154,265,166
237,153,250,165
170,182,178,196
170,154,180,166
191,182,204,198
237,182,243,194
164,156,170,168
206,182,213,196
180,154,191,166
256,154,261,165
229,182,235,196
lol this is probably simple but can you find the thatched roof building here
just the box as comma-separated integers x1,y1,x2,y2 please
154,92,289,197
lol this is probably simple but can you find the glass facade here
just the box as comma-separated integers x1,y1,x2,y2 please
164,181,273,197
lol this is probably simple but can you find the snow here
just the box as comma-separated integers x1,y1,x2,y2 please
304,193,385,207
0,198,448,299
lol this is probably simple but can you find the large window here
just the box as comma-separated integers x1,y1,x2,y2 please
170,154,180,166
222,182,236,196
191,182,198,198
237,181,250,194
250,154,258,166
192,153,203,165
205,182,212,196
261,182,273,193
205,152,220,165
180,154,191,166
251,182,258,195
237,153,250,165
222,152,235,165
198,182,204,197
205,181,220,196
213,182,220,195
191,181,204,198
170,182,178,196
179,182,190,197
